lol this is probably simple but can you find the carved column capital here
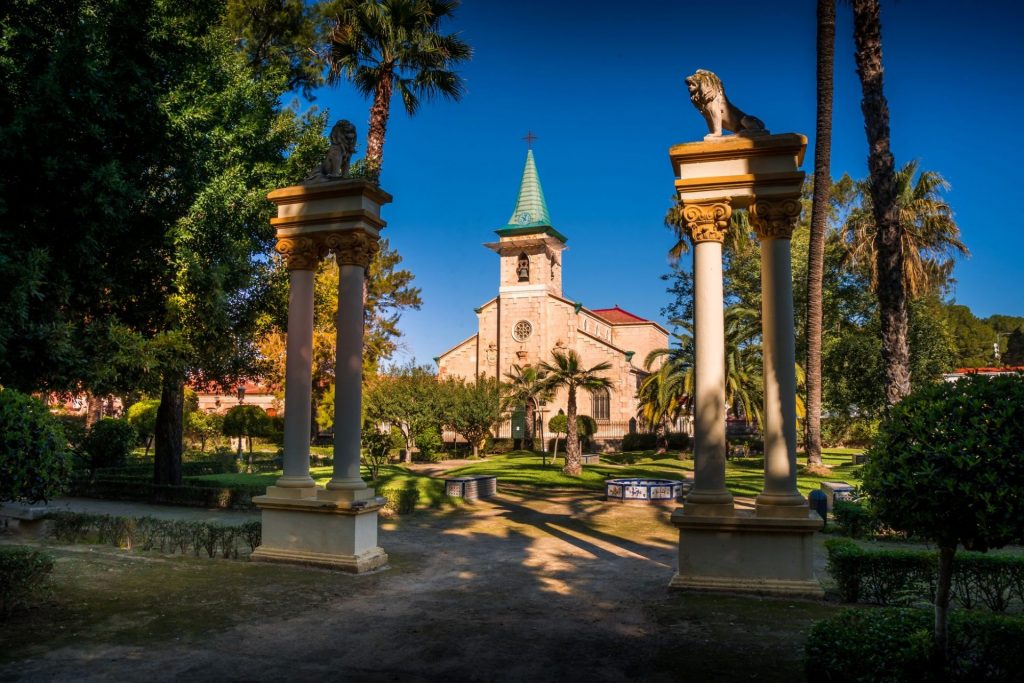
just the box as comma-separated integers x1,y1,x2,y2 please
682,201,732,244
275,236,320,271
750,198,802,240
324,230,379,268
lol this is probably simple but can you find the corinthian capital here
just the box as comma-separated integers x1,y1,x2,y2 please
275,236,319,271
750,198,802,240
682,201,732,244
323,230,379,268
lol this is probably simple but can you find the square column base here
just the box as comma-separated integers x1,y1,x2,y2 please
251,487,388,573
669,507,824,598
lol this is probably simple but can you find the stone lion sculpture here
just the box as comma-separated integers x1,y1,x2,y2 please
684,69,766,137
305,119,357,182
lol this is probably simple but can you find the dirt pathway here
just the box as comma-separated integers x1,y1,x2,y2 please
1,492,833,682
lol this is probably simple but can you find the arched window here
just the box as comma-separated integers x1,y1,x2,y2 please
516,252,530,282
592,388,611,422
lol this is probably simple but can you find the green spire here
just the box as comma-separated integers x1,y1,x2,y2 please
497,150,566,242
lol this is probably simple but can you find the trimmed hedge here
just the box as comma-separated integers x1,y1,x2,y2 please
805,607,1024,682
833,500,875,539
67,476,266,510
47,512,261,559
620,432,691,452
825,538,1024,611
0,546,54,619
379,486,419,515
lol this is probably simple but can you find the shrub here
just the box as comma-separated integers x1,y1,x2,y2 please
821,415,879,448
862,373,1024,652
53,414,88,451
487,438,517,455
80,417,137,471
126,399,160,451
0,546,54,619
833,499,874,539
47,512,260,559
0,388,71,503
805,607,1024,682
379,486,419,515
824,538,1024,611
620,432,657,452
414,425,443,462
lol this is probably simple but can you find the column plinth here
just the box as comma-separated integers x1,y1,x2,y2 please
683,201,734,515
751,198,808,517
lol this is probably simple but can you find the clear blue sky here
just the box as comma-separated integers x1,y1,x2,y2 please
303,0,1024,365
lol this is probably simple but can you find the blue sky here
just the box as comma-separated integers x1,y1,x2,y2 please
303,0,1024,365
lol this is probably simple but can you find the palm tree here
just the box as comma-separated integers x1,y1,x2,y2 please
326,0,472,173
842,160,968,298
502,364,552,450
852,0,909,406
637,355,690,454
539,350,612,476
805,0,836,468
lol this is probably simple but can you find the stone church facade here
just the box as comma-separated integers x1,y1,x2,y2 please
437,150,668,444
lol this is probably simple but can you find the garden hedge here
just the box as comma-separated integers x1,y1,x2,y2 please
825,538,1024,611
0,546,54,619
805,607,1024,682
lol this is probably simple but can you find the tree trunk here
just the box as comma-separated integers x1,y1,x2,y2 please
247,438,254,474
154,375,184,486
552,433,560,463
934,545,956,668
144,436,152,457
85,393,104,429
563,388,581,476
365,67,394,172
656,420,668,455
524,401,536,451
805,0,835,467
853,0,910,406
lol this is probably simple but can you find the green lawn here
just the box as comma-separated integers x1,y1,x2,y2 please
189,464,451,509
447,448,863,498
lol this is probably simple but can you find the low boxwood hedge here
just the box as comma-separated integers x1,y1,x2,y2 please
805,607,1024,682
0,546,54,619
825,538,1024,611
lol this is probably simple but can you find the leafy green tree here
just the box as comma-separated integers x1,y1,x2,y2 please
364,363,440,461
862,374,1024,661
539,350,612,476
502,365,552,451
1003,328,1024,366
324,0,473,172
226,0,324,97
127,400,161,456
941,304,996,368
361,424,392,481
445,376,504,457
186,410,224,452
0,388,70,503
222,405,272,472
81,418,137,471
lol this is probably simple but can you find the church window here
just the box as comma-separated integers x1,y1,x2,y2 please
512,320,533,342
592,388,611,422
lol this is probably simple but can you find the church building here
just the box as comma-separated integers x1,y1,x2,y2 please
436,150,668,442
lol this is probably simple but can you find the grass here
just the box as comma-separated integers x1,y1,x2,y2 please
446,448,863,498
189,464,452,510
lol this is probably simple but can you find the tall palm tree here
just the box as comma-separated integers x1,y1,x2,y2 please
637,352,691,454
502,364,552,450
842,160,968,298
805,0,836,468
852,0,909,406
326,0,472,172
539,350,612,476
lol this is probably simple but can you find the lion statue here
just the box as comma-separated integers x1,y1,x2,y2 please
684,69,766,137
305,119,357,182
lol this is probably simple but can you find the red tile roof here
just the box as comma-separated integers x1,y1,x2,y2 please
591,305,650,324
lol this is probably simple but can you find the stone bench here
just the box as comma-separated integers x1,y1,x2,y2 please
444,476,497,500
580,454,600,465
0,502,52,537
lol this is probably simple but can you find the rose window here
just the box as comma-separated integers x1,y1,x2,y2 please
512,320,533,342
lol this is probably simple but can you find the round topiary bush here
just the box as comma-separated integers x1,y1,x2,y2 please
81,417,137,471
861,373,1024,655
0,388,71,503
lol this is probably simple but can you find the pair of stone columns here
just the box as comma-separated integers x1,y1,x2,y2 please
683,197,806,518
274,230,378,497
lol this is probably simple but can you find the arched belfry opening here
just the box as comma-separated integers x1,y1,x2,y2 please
517,252,530,282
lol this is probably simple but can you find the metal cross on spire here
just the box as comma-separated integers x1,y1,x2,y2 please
522,130,538,148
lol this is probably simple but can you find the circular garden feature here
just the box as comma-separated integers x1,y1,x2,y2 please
605,478,685,504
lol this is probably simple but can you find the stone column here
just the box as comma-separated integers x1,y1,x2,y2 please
682,201,734,515
326,231,379,492
750,199,807,516
271,236,320,495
